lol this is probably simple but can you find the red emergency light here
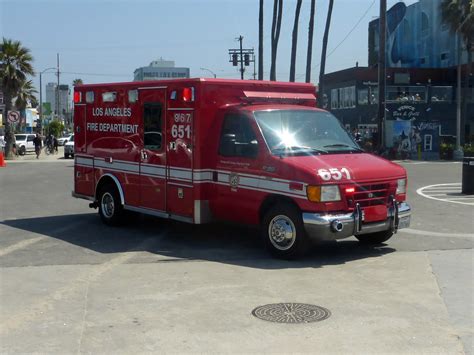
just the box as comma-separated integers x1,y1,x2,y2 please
182,87,194,102
74,91,82,103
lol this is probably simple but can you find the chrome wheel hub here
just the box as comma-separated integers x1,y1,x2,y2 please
268,215,296,250
101,192,115,218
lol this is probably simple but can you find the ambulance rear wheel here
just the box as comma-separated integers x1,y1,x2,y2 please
261,204,308,259
98,184,124,226
356,230,393,245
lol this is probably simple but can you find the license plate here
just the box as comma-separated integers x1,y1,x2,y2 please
398,216,411,229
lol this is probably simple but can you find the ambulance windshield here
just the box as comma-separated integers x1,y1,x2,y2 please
254,109,361,155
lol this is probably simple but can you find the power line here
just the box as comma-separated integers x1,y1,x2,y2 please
296,0,376,80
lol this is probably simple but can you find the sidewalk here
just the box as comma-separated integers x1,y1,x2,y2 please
6,147,70,163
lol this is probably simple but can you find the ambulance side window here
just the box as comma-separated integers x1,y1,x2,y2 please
143,104,162,150
219,114,258,158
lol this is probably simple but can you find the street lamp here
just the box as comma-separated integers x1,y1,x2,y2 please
200,67,217,78
38,67,56,134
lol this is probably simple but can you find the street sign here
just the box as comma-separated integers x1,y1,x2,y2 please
7,111,20,123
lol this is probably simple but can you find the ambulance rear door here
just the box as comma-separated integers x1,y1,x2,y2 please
166,108,194,219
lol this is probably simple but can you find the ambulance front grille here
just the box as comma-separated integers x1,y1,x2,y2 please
349,183,390,207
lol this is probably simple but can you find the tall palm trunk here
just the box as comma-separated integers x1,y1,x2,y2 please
258,0,264,80
270,0,283,81
289,0,303,82
3,92,14,159
318,0,334,107
305,0,316,83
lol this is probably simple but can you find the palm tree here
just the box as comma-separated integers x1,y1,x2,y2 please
318,0,334,107
305,0,316,83
289,0,303,82
270,0,283,81
14,79,38,110
73,78,83,86
258,0,264,80
440,0,473,144
0,38,35,158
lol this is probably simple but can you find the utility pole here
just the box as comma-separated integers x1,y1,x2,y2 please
239,35,244,80
56,53,60,122
228,36,254,80
377,0,387,152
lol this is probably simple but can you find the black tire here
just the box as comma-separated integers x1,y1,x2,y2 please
64,153,69,159
19,146,26,156
356,230,394,245
98,183,124,226
261,203,308,259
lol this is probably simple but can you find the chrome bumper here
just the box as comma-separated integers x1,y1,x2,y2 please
302,201,411,241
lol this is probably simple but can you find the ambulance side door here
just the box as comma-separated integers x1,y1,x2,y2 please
139,89,167,212
213,112,262,224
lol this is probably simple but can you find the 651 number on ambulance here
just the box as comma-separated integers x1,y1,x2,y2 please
72,78,411,259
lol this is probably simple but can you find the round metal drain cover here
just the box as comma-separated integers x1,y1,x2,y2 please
252,303,330,324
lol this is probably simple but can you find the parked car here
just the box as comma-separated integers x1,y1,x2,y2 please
15,134,36,155
58,134,73,146
64,135,74,158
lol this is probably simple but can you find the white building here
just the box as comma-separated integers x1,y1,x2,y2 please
134,58,190,81
45,82,56,114
45,83,70,120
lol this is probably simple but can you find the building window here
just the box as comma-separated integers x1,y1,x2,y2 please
386,86,426,103
424,135,432,151
358,88,368,105
431,86,452,103
331,89,339,109
370,87,378,104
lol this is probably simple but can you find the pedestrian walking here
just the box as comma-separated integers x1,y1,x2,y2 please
53,135,58,154
33,133,42,159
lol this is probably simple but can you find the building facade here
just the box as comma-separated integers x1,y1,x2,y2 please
322,66,473,159
134,58,190,81
45,83,70,121
368,0,470,69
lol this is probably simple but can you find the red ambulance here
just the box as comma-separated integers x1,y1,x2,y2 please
72,78,411,259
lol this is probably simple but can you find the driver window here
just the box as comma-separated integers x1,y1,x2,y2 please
143,103,162,150
219,113,257,158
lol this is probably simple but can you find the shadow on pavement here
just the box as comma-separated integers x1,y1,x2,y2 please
1,213,396,269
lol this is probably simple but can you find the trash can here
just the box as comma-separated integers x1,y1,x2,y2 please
462,157,474,194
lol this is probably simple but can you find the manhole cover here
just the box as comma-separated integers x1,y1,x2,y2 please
251,303,331,324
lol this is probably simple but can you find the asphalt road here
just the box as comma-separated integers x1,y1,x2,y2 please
0,160,473,354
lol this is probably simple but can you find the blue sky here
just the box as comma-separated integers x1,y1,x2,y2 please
1,0,416,94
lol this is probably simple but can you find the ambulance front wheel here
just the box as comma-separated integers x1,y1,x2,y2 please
261,204,309,259
98,184,124,226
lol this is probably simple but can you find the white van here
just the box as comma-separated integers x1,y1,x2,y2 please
15,134,36,155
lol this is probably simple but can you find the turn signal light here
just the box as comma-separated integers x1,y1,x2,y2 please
306,186,321,202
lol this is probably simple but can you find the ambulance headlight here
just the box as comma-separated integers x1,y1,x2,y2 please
307,185,341,202
396,179,406,195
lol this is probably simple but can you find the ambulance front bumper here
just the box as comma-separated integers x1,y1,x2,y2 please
302,201,411,241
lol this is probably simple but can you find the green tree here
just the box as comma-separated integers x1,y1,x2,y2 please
289,0,303,82
14,79,38,110
47,120,64,138
0,38,35,158
73,78,83,86
440,0,473,143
